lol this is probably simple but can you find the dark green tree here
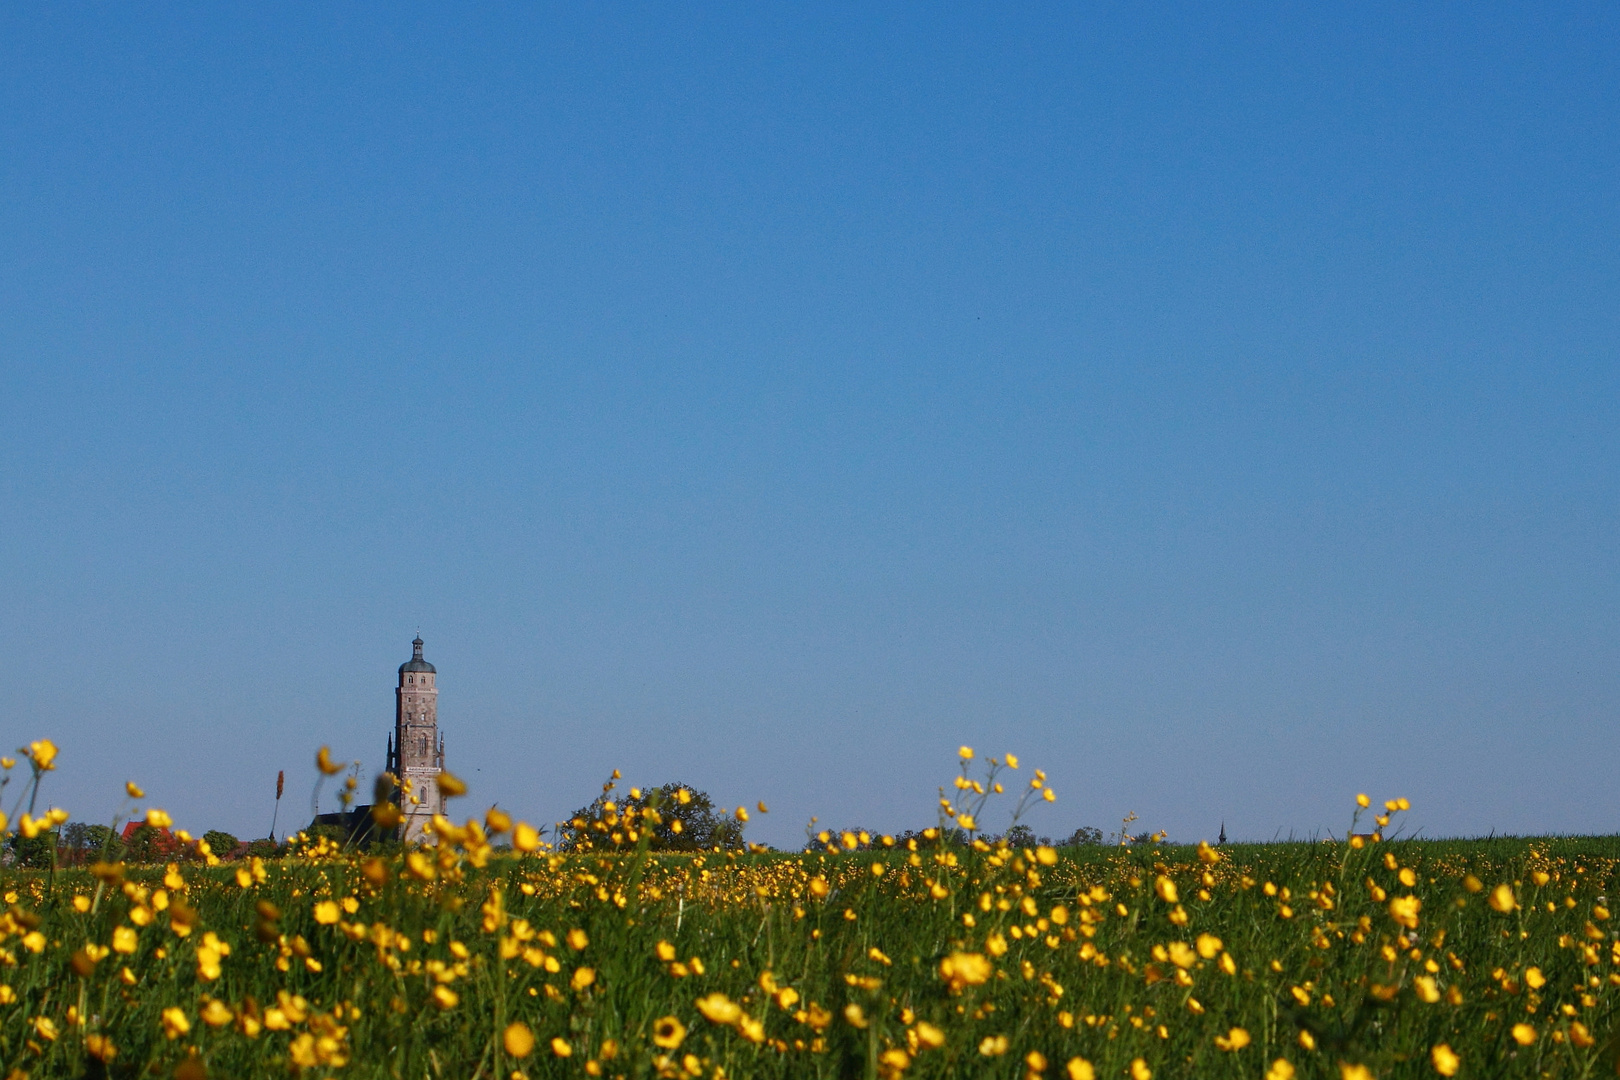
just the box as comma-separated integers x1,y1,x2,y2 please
560,782,743,852
203,830,240,858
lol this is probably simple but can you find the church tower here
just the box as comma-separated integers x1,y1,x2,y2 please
386,635,444,841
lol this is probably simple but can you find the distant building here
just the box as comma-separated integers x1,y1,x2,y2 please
385,635,445,842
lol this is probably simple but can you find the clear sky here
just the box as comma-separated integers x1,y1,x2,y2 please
2,5,1615,849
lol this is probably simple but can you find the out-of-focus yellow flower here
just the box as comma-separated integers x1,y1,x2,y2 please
1155,876,1179,904
915,1022,946,1050
1339,1066,1372,1080
28,739,58,771
1197,841,1221,865
566,928,588,951
22,931,46,953
1462,874,1483,893
1043,787,1056,802
1196,933,1223,959
1511,1023,1536,1046
1523,967,1546,989
844,1004,868,1029
1571,1022,1595,1049
550,1037,572,1058
145,808,173,829
1430,1044,1460,1076
959,746,974,760
1005,754,1019,768
431,986,458,1010
1389,895,1422,929
1036,845,1058,865
513,822,540,852
940,951,993,990
1129,1058,1152,1080
1215,1027,1251,1051
200,999,234,1027
1489,884,1517,913
504,1022,535,1058
1266,1060,1295,1080
437,771,467,797
315,746,345,775
485,807,511,834
33,1016,59,1041
1413,976,1441,1003
978,1035,1008,1057
571,966,595,991
1066,1058,1096,1080
85,1033,117,1063
161,1007,191,1039
406,851,436,881
1355,793,1370,808
696,993,741,1025
125,781,144,798
313,901,340,925
957,813,977,830
652,1016,686,1049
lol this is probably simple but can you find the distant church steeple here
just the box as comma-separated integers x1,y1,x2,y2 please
387,635,444,841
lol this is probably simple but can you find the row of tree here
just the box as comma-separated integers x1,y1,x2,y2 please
6,786,1112,866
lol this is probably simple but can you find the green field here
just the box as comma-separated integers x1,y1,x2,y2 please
3,749,1619,1078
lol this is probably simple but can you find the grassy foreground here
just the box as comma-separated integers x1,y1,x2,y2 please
2,749,1619,1079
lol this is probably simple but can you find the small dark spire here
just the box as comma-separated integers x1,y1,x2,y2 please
412,635,424,661
1218,821,1227,846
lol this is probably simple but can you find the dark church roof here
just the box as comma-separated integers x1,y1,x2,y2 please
399,635,436,674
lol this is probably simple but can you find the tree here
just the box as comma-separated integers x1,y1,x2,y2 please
5,829,56,868
203,830,240,859
58,822,121,865
1059,826,1103,847
560,782,743,852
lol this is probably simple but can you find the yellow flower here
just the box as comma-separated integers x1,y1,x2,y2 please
550,1037,572,1057
957,813,977,831
438,771,467,797
1266,1060,1295,1080
85,1033,117,1063
1339,1066,1372,1080
652,1016,687,1049
125,781,144,799
1571,1022,1595,1049
513,822,540,852
1129,1058,1152,1080
504,1022,535,1059
1196,933,1223,959
1388,895,1421,929
915,1022,946,1049
315,746,345,775
939,951,992,991
566,928,589,951
1154,876,1179,904
160,1007,191,1039
28,739,58,771
1430,1044,1460,1076
144,808,173,829
978,1035,1009,1057
1524,967,1546,989
313,901,340,924
1511,1023,1536,1046
1413,976,1441,1003
33,1016,59,1041
1043,787,1056,802
571,966,596,991
1066,1059,1096,1080
431,986,459,1010
1489,884,1517,912
22,931,45,953
959,746,974,759
696,993,741,1025
200,999,234,1027
1356,793,1370,808
1215,1027,1251,1051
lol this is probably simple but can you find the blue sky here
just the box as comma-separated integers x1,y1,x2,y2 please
2,5,1615,848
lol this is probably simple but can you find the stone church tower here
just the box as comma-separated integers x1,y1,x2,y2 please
386,635,444,842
